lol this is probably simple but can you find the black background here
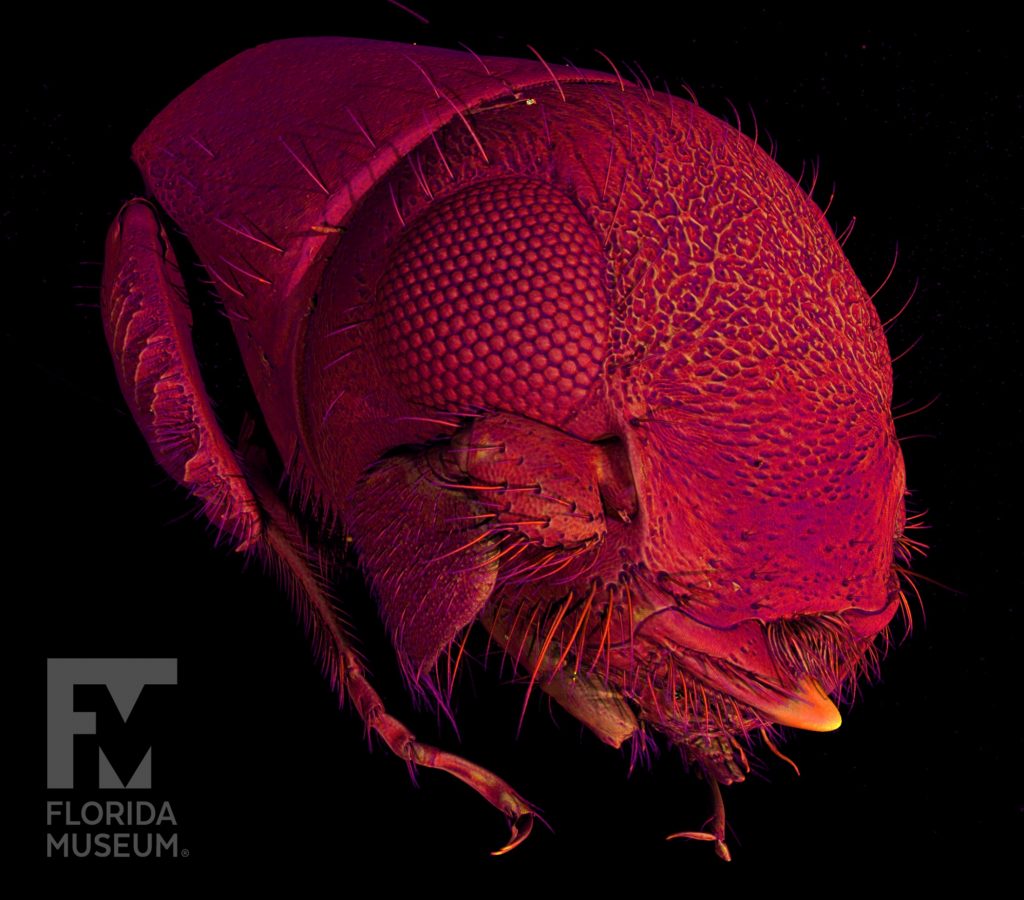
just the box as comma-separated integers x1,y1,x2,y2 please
9,2,1019,882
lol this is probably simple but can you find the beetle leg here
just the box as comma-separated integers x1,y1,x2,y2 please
245,468,540,854
101,198,261,551
666,776,732,861
344,663,539,856
102,198,538,854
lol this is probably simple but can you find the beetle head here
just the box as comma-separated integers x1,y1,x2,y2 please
306,84,909,779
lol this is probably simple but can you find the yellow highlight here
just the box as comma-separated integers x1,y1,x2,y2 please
756,677,842,733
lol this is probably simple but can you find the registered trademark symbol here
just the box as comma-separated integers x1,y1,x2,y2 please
181,848,190,857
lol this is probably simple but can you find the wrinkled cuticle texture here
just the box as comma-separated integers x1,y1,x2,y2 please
307,83,906,779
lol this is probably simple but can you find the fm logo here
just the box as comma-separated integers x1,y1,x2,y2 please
46,659,177,789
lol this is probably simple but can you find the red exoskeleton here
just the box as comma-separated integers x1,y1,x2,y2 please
101,37,918,859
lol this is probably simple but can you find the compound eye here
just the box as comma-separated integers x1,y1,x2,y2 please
373,175,609,427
